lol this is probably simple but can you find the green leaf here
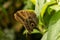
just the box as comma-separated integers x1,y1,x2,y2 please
23,0,34,10
41,32,47,40
47,10,60,40
40,1,56,18
43,3,60,27
23,29,40,35
35,0,45,17
39,1,56,27
49,11,60,25
47,19,60,40
41,11,60,40
50,5,60,12
43,4,56,26
30,0,36,5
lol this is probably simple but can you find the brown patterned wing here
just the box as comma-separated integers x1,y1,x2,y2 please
14,10,38,33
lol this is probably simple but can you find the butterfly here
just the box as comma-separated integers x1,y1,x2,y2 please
14,10,38,33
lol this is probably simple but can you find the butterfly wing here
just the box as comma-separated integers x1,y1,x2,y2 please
14,10,38,33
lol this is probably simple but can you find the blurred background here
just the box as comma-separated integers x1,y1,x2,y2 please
0,0,42,40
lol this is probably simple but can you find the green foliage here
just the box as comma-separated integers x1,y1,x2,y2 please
23,0,35,10
41,1,60,40
34,0,60,40
41,10,60,40
47,11,60,40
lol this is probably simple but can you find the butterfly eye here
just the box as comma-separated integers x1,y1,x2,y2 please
31,23,35,27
